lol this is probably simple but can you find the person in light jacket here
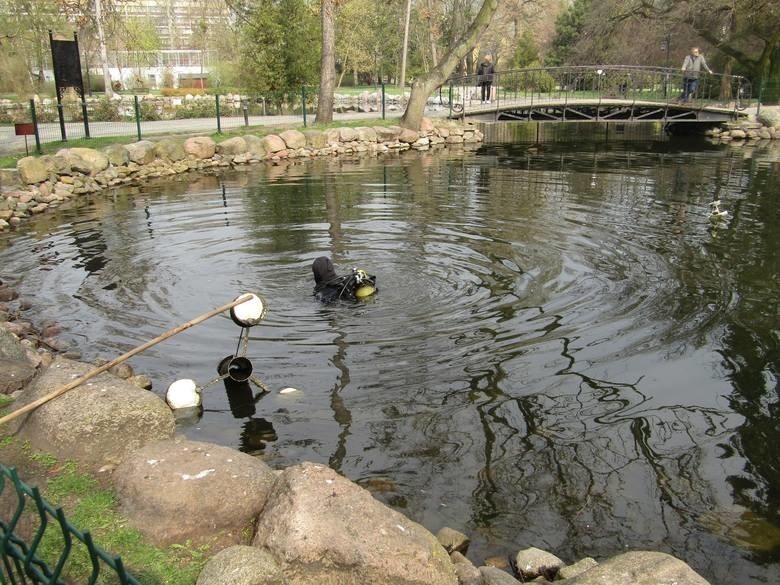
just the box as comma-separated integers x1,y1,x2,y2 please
680,46,713,103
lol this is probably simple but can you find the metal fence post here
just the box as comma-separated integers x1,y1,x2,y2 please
56,101,67,141
133,95,142,140
81,96,90,139
381,83,386,119
448,83,452,118
242,99,249,126
29,99,42,154
216,94,221,133
302,86,307,127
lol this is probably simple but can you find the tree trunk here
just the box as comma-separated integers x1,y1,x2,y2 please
94,0,113,97
400,0,500,130
399,0,412,96
315,0,336,124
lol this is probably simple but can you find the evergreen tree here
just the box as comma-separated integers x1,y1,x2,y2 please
238,0,320,98
547,0,590,66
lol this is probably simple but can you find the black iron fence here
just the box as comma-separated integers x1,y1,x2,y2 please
0,86,405,156
0,463,141,585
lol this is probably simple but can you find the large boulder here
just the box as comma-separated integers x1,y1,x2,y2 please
16,157,48,184
252,461,457,585
154,138,186,161
303,130,327,149
115,438,276,547
184,136,216,159
374,126,401,142
280,129,306,149
0,326,28,362
479,566,521,585
338,127,358,142
126,140,157,165
757,106,780,128
514,547,564,580
8,356,175,470
563,551,709,585
398,128,420,144
243,135,266,157
217,136,248,156
0,168,21,188
196,545,286,585
261,134,287,154
0,358,36,395
102,144,130,167
354,127,378,142
67,147,109,173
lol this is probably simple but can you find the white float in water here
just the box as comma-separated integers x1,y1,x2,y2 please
709,200,729,221
230,293,267,327
278,387,299,394
166,379,201,409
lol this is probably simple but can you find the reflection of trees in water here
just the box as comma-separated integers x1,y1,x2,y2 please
707,160,780,539
460,327,736,560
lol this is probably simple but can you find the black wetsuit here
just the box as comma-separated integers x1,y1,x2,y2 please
312,256,376,303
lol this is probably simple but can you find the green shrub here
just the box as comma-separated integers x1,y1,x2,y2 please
174,99,217,119
138,100,161,121
89,97,121,122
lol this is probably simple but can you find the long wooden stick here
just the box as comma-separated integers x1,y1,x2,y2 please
0,294,254,426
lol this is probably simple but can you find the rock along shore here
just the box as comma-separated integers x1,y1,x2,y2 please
0,118,481,233
1,118,713,584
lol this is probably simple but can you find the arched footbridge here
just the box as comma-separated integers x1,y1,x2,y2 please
444,65,752,123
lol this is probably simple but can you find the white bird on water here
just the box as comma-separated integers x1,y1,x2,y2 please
709,200,729,221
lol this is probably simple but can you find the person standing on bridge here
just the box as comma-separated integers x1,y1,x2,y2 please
679,46,713,103
477,55,495,103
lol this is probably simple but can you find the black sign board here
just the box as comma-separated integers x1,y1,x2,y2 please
49,32,85,101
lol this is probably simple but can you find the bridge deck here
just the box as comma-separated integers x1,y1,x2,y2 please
452,96,745,123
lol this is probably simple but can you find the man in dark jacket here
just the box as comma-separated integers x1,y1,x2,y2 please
477,55,495,104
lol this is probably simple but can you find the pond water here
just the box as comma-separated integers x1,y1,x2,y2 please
1,134,779,584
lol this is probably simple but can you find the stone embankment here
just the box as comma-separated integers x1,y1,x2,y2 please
705,106,780,142
0,118,482,233
0,288,713,584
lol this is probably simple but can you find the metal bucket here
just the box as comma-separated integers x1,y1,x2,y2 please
217,355,253,382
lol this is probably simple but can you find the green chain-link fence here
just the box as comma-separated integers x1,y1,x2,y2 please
0,464,141,585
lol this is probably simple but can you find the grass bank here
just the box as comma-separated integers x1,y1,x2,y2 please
0,424,206,584
0,116,401,169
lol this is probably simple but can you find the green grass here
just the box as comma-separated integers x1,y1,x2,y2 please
1,446,208,585
0,116,400,169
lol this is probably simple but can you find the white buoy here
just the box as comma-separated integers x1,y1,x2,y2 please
279,387,299,395
230,293,267,327
166,379,201,409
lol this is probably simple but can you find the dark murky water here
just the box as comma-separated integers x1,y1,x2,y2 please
1,135,779,584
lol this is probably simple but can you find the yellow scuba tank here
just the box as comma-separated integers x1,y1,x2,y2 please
353,268,377,299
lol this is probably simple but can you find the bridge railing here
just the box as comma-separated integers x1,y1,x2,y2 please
447,65,753,116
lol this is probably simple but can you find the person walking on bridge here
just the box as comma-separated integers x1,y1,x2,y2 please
477,55,495,104
679,46,713,103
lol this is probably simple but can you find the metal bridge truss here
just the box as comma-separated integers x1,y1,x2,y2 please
446,65,753,124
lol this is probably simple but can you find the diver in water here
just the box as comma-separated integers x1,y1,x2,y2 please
311,256,377,303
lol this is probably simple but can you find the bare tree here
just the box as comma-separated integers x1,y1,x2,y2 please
400,0,501,130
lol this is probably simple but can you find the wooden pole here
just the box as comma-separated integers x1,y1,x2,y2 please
0,294,255,426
